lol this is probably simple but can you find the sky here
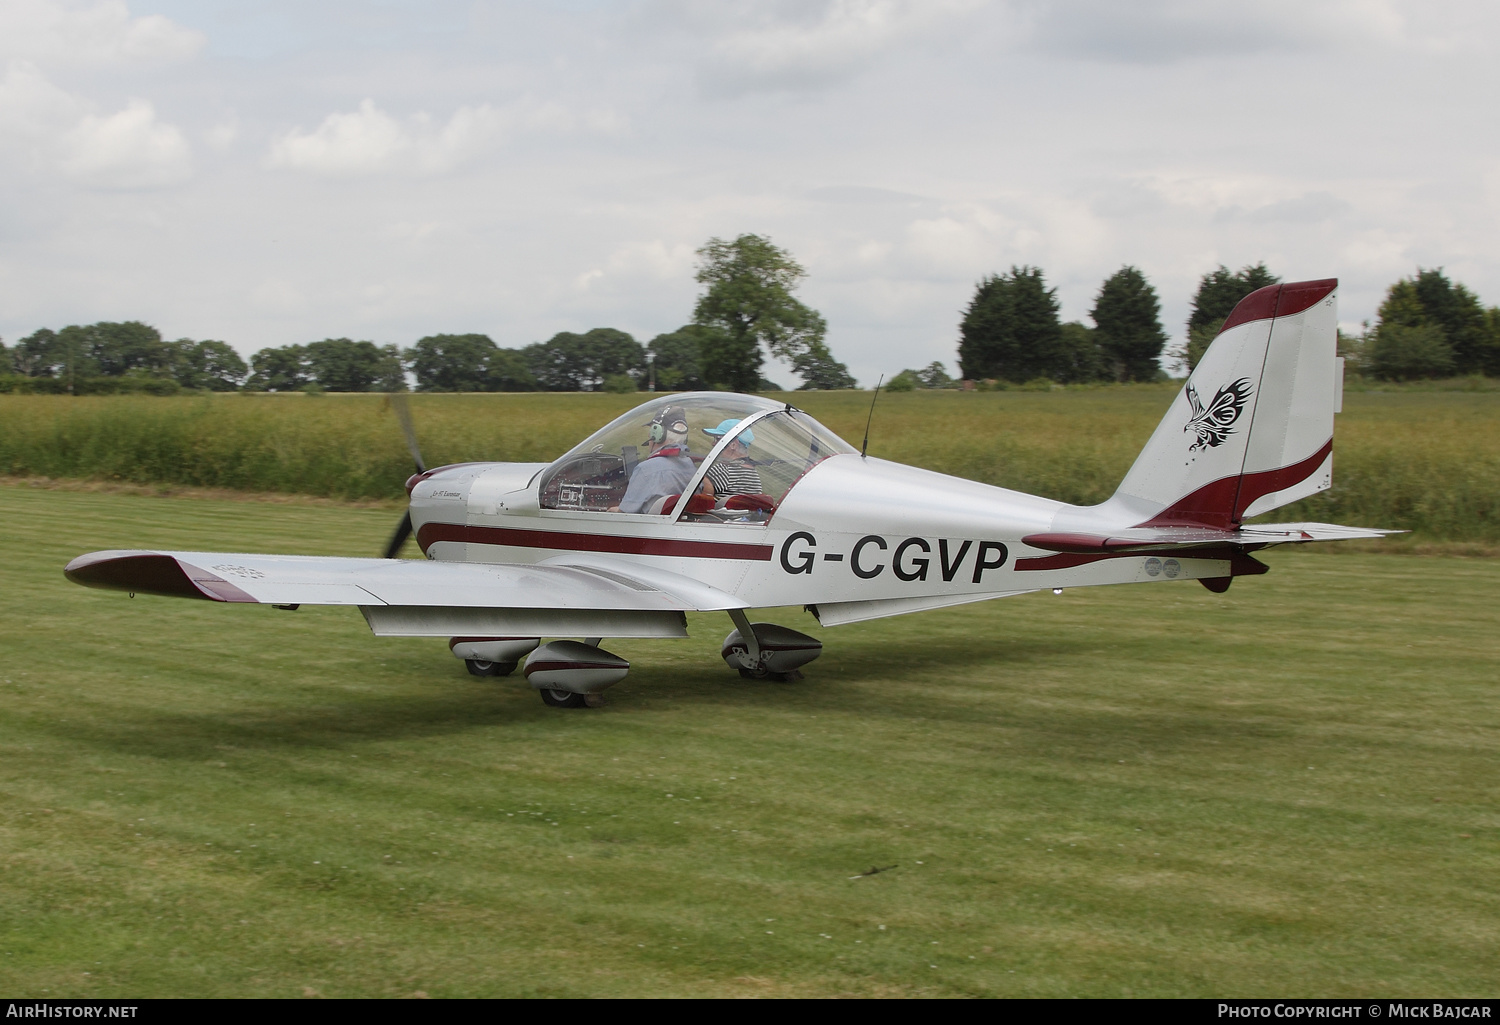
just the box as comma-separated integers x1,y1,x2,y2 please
2,0,1498,385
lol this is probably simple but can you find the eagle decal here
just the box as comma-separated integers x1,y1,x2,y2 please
1184,377,1253,451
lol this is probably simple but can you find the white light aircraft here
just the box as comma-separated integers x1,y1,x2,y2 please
67,278,1393,708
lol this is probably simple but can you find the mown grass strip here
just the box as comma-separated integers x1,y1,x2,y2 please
1,483,1496,996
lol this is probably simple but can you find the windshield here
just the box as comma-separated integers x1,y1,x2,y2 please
538,393,785,512
679,408,857,523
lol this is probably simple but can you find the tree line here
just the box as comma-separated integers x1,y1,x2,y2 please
6,247,1495,396
940,262,1500,389
0,234,857,395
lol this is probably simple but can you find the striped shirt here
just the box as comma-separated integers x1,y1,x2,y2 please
706,458,764,497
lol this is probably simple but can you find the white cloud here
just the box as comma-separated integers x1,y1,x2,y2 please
0,61,82,139
204,121,237,152
267,97,622,177
573,240,697,294
649,0,984,94
0,62,191,188
267,99,410,176
0,0,204,67
1014,0,1405,63
60,97,192,188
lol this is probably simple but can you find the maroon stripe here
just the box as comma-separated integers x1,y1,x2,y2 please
1137,439,1332,531
1276,278,1338,318
1219,283,1282,333
525,661,626,674
417,521,774,562
1021,532,1135,554
1217,278,1336,334
64,552,258,603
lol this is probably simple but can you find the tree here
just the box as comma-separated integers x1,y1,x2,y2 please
407,334,497,391
10,329,60,377
1055,322,1108,383
958,266,1064,383
1378,269,1496,376
166,339,247,390
195,341,249,390
246,345,310,391
792,339,856,389
483,348,537,391
83,321,168,378
1091,266,1168,382
916,361,956,389
647,326,713,391
693,234,847,392
697,323,761,392
1181,263,1279,371
526,328,645,391
1368,324,1455,380
303,338,396,391
56,326,101,389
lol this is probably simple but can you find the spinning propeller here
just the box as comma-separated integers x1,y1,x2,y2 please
384,393,426,559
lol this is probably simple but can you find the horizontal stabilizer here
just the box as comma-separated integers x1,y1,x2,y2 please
1023,522,1399,554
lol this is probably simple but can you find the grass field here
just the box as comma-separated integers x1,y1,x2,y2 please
2,386,1498,542
1,482,1496,997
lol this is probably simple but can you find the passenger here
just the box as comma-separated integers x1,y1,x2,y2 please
613,406,695,513
701,419,764,498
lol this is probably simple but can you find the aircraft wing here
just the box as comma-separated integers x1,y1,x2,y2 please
63,549,738,639
64,549,715,609
1022,521,1399,554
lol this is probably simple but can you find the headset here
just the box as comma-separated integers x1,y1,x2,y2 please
648,408,687,444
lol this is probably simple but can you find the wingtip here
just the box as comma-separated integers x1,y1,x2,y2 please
64,550,256,602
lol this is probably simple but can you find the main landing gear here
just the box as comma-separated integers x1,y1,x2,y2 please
449,613,825,709
720,610,823,682
465,659,516,677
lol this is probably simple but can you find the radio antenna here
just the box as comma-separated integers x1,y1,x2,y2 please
861,375,883,459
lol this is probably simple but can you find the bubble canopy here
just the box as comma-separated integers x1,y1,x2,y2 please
537,392,856,516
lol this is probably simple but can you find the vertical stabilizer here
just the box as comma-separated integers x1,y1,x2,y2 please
1103,279,1339,530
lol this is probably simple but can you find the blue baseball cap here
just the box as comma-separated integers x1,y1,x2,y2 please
703,419,753,445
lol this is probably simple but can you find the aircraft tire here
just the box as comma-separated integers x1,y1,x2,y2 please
466,659,517,677
539,687,589,709
737,667,802,683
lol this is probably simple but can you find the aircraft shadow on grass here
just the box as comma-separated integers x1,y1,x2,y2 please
61,622,1286,765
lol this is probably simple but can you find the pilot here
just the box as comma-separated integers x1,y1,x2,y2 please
614,406,695,514
700,419,764,498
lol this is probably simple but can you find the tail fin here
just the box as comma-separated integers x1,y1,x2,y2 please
1107,278,1340,530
